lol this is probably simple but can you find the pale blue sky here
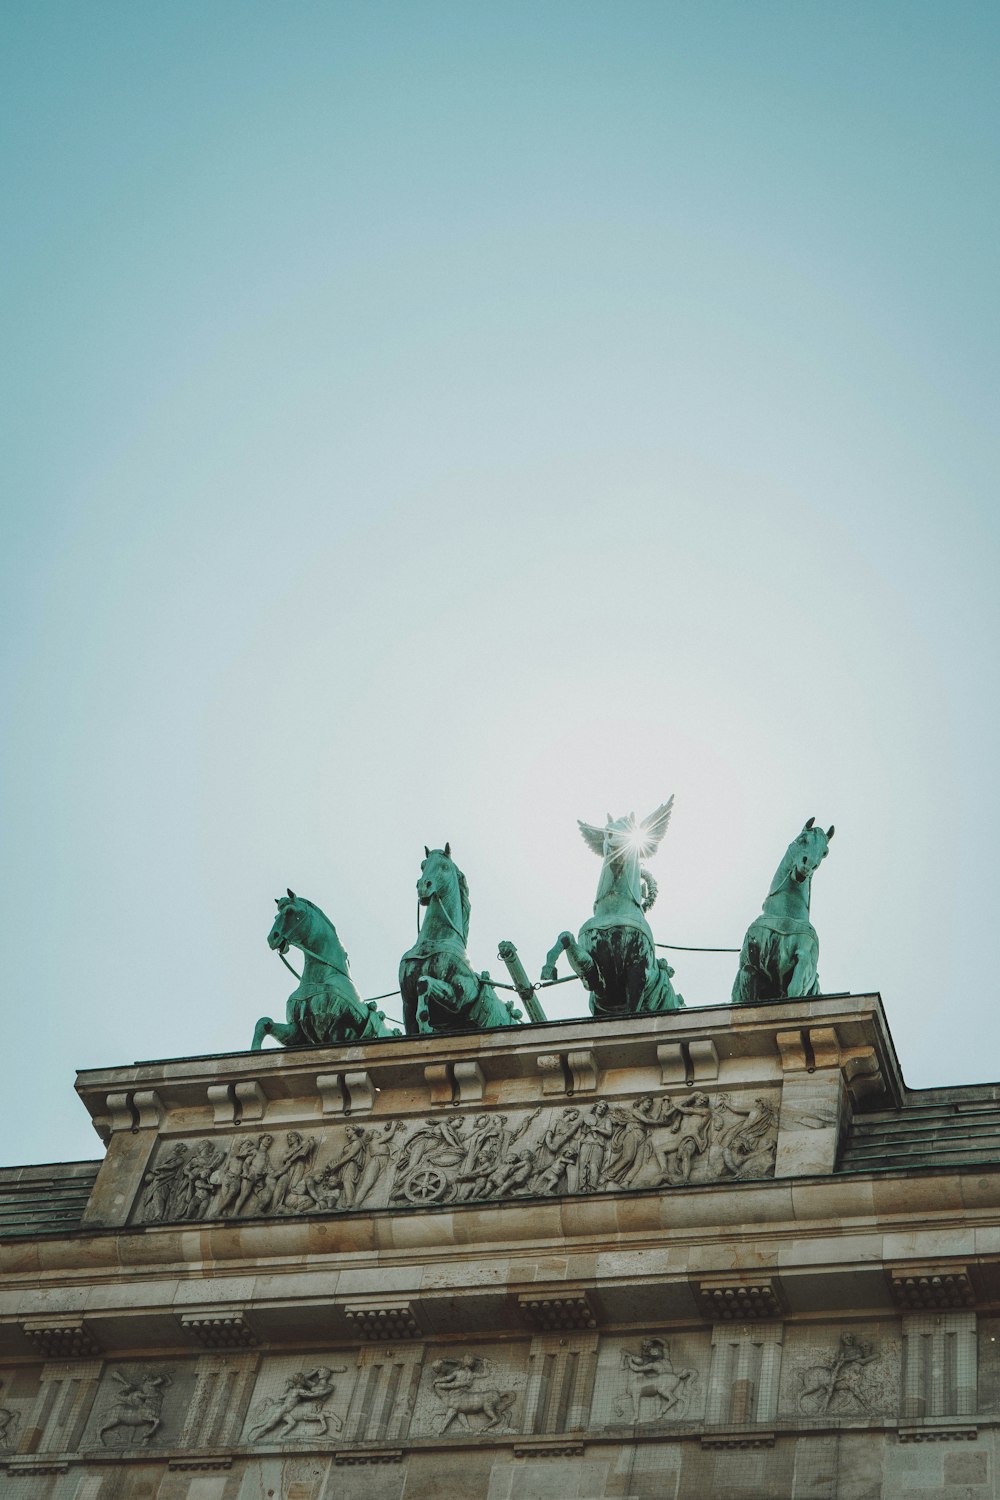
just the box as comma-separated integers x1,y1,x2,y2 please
2,2,998,1164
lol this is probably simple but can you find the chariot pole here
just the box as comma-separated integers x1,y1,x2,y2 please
497,941,547,1024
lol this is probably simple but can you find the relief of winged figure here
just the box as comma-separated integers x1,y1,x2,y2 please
541,802,684,1018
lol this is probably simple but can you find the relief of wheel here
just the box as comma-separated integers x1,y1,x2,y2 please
403,1164,449,1204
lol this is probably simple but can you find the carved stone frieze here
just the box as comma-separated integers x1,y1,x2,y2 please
424,1355,518,1436
591,1334,708,1430
131,1086,779,1226
786,1331,898,1417
94,1368,173,1447
614,1338,699,1424
79,1360,192,1453
246,1365,347,1444
0,1382,20,1452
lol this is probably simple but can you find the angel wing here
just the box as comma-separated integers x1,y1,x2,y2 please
577,820,609,858
636,797,675,858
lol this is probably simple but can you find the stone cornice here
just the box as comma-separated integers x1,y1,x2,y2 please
74,994,903,1135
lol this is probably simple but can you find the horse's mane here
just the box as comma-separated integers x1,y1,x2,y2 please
285,894,339,942
767,843,799,898
288,894,326,923
456,867,471,943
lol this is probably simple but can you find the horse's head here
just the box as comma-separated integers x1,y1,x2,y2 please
782,817,835,887
416,843,471,940
417,844,458,903
268,888,304,954
591,813,647,909
601,813,639,866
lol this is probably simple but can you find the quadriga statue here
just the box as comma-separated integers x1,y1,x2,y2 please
252,890,396,1048
399,845,521,1034
732,818,834,1004
541,802,684,1018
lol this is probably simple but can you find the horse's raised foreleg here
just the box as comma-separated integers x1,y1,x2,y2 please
251,1017,302,1050
416,976,457,1032
541,933,597,988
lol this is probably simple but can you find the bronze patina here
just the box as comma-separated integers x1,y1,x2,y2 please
732,818,834,1003
399,845,521,1034
252,890,396,1049
541,802,684,1018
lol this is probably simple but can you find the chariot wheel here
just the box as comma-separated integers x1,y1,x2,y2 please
403,1164,450,1204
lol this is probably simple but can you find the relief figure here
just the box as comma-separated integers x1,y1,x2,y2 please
530,1107,584,1194
178,1141,226,1220
207,1139,255,1218
577,1101,614,1191
430,1355,516,1434
140,1143,189,1222
235,1134,278,1215
713,1095,778,1179
798,1333,877,1415
651,1094,713,1185
270,1131,319,1212
391,1117,468,1206
605,1096,662,1187
247,1365,347,1443
615,1338,697,1424
353,1119,404,1206
0,1382,20,1450
98,1371,172,1447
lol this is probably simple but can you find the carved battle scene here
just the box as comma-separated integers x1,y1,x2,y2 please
779,1326,901,1420
132,1087,779,1226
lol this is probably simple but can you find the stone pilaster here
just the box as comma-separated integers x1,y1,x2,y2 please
706,1324,784,1428
179,1352,262,1449
901,1311,978,1419
523,1332,599,1435
344,1343,424,1444
23,1360,103,1453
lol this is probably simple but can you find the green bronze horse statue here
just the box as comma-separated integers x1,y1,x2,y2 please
399,845,520,1034
541,803,684,1018
731,817,835,1004
252,890,396,1049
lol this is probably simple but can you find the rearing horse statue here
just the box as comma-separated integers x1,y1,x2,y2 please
541,802,684,1018
732,817,835,1004
252,890,395,1049
399,845,520,1034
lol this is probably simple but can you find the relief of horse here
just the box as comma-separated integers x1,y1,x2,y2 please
732,818,834,1004
252,890,395,1049
541,803,684,1018
399,846,520,1034
430,1357,516,1433
615,1339,698,1424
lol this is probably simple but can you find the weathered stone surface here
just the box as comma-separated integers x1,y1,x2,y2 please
0,998,995,1497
